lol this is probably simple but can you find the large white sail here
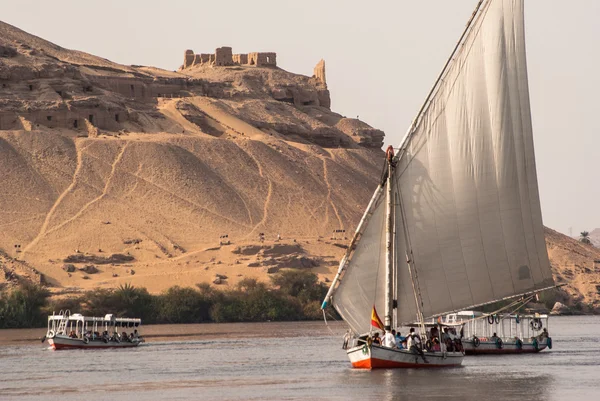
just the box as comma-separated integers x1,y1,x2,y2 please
392,0,553,324
329,0,554,333
333,194,388,334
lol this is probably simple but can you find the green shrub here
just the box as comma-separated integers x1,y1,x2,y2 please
271,270,327,304
0,283,50,328
156,286,212,323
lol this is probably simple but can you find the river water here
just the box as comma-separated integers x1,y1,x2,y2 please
0,316,598,400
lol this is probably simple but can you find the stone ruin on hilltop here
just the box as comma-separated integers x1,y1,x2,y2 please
181,47,277,69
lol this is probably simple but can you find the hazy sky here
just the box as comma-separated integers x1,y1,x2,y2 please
3,0,599,236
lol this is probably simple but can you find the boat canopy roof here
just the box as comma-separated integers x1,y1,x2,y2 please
449,311,548,319
48,313,141,325
405,321,464,328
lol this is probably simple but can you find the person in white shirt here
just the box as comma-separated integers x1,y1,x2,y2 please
407,328,428,363
383,329,397,348
407,332,414,349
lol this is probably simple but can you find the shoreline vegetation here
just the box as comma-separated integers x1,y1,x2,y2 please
0,270,330,329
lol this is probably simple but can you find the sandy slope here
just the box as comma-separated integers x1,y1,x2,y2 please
544,227,600,311
0,20,385,294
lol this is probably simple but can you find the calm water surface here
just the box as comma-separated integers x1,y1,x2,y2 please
0,317,598,400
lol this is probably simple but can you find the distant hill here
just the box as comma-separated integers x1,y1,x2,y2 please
545,227,600,313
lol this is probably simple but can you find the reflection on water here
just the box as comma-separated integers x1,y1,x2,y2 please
0,317,599,400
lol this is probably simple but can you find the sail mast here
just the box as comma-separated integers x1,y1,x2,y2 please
384,152,395,330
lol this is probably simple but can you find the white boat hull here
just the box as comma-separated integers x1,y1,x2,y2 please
48,335,142,350
347,344,464,369
463,337,550,355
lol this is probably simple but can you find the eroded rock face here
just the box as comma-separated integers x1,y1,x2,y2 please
335,118,385,148
62,264,76,273
550,302,572,315
0,45,17,58
79,265,99,274
233,244,303,256
233,245,265,255
313,59,326,85
260,244,302,256
63,254,134,265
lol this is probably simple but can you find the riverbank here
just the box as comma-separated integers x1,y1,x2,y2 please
0,270,330,329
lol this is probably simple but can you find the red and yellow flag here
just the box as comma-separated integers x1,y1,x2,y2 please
371,305,384,330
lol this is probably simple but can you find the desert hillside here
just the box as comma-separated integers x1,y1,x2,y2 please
0,20,385,294
0,21,598,313
544,227,600,312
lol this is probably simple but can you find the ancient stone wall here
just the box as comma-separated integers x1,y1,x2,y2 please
233,54,248,65
183,50,195,69
215,47,233,66
313,59,326,85
248,52,276,67
181,48,277,68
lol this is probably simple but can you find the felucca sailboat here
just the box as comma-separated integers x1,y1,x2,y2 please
322,0,556,369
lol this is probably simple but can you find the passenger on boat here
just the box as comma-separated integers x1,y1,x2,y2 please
490,332,499,342
441,328,454,351
432,337,441,352
122,331,129,342
372,332,382,345
133,329,139,339
382,329,397,348
69,330,77,339
407,328,428,362
449,328,458,340
395,331,406,349
539,328,549,339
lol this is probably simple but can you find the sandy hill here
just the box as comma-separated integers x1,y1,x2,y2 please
544,227,600,312
0,20,385,295
0,21,598,313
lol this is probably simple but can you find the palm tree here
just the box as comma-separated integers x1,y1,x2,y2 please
580,231,592,244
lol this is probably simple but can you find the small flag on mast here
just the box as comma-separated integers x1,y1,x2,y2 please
371,305,384,330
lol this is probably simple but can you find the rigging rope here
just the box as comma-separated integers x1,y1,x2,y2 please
395,172,427,337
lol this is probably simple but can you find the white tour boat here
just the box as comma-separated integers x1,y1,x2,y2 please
444,311,552,355
44,310,144,350
321,0,556,370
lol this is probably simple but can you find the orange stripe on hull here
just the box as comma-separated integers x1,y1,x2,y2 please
352,357,461,369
